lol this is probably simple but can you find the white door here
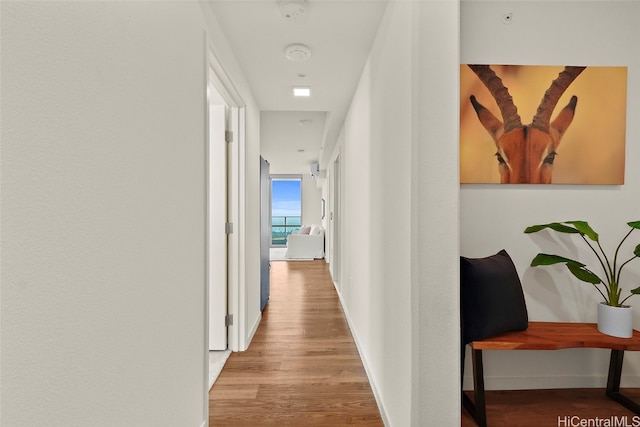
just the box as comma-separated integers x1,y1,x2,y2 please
209,104,228,350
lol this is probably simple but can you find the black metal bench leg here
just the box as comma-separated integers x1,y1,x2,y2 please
606,349,640,414
607,349,624,394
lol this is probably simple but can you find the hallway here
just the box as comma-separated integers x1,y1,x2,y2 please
209,260,383,425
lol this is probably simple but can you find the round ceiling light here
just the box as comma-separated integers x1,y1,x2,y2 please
285,44,312,62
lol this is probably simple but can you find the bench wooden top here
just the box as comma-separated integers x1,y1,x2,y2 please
470,321,640,351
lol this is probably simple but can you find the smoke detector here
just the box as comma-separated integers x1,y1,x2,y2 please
285,44,312,62
280,1,309,23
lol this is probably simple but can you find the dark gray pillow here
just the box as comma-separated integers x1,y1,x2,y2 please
460,249,528,345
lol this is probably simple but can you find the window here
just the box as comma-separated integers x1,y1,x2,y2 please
271,176,302,246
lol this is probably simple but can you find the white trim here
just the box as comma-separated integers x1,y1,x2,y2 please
236,107,247,351
206,45,244,107
200,421,208,427
202,31,211,427
247,312,262,346
333,281,390,426
227,105,240,352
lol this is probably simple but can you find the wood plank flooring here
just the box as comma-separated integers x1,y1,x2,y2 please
461,387,640,426
209,260,383,426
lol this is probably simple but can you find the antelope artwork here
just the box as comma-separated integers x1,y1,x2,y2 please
468,65,586,184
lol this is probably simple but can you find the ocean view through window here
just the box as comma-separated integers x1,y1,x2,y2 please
271,176,302,246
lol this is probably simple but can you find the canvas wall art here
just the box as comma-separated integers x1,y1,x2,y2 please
460,65,627,184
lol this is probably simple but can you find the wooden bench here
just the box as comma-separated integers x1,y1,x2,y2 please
463,321,640,427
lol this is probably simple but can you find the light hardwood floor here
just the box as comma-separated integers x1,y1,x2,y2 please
462,388,640,426
209,260,384,426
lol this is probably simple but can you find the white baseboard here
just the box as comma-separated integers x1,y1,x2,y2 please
333,281,391,427
246,311,261,349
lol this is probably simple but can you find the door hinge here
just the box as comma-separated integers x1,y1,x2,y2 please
225,130,233,143
225,222,233,234
225,314,233,327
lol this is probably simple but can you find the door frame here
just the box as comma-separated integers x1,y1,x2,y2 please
330,155,341,288
204,35,246,414
206,39,246,350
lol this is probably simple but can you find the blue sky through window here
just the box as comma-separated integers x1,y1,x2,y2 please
272,179,301,218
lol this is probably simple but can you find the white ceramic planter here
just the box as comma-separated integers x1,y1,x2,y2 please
597,302,633,338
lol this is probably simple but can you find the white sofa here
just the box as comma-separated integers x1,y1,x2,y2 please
286,225,325,259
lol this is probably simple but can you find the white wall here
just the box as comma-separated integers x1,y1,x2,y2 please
328,2,460,425
413,2,461,425
337,3,412,423
1,2,211,425
302,176,322,227
240,100,262,346
461,1,640,390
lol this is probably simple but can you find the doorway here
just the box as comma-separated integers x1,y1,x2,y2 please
205,43,247,406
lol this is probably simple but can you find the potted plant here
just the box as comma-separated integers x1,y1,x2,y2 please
524,220,640,338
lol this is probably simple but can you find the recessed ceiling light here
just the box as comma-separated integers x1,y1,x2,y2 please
293,87,310,97
299,119,312,126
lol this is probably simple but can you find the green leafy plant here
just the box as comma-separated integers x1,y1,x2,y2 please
524,221,640,307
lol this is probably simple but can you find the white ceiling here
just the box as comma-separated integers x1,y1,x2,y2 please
206,0,388,173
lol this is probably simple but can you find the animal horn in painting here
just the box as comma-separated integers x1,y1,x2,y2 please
468,65,586,184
